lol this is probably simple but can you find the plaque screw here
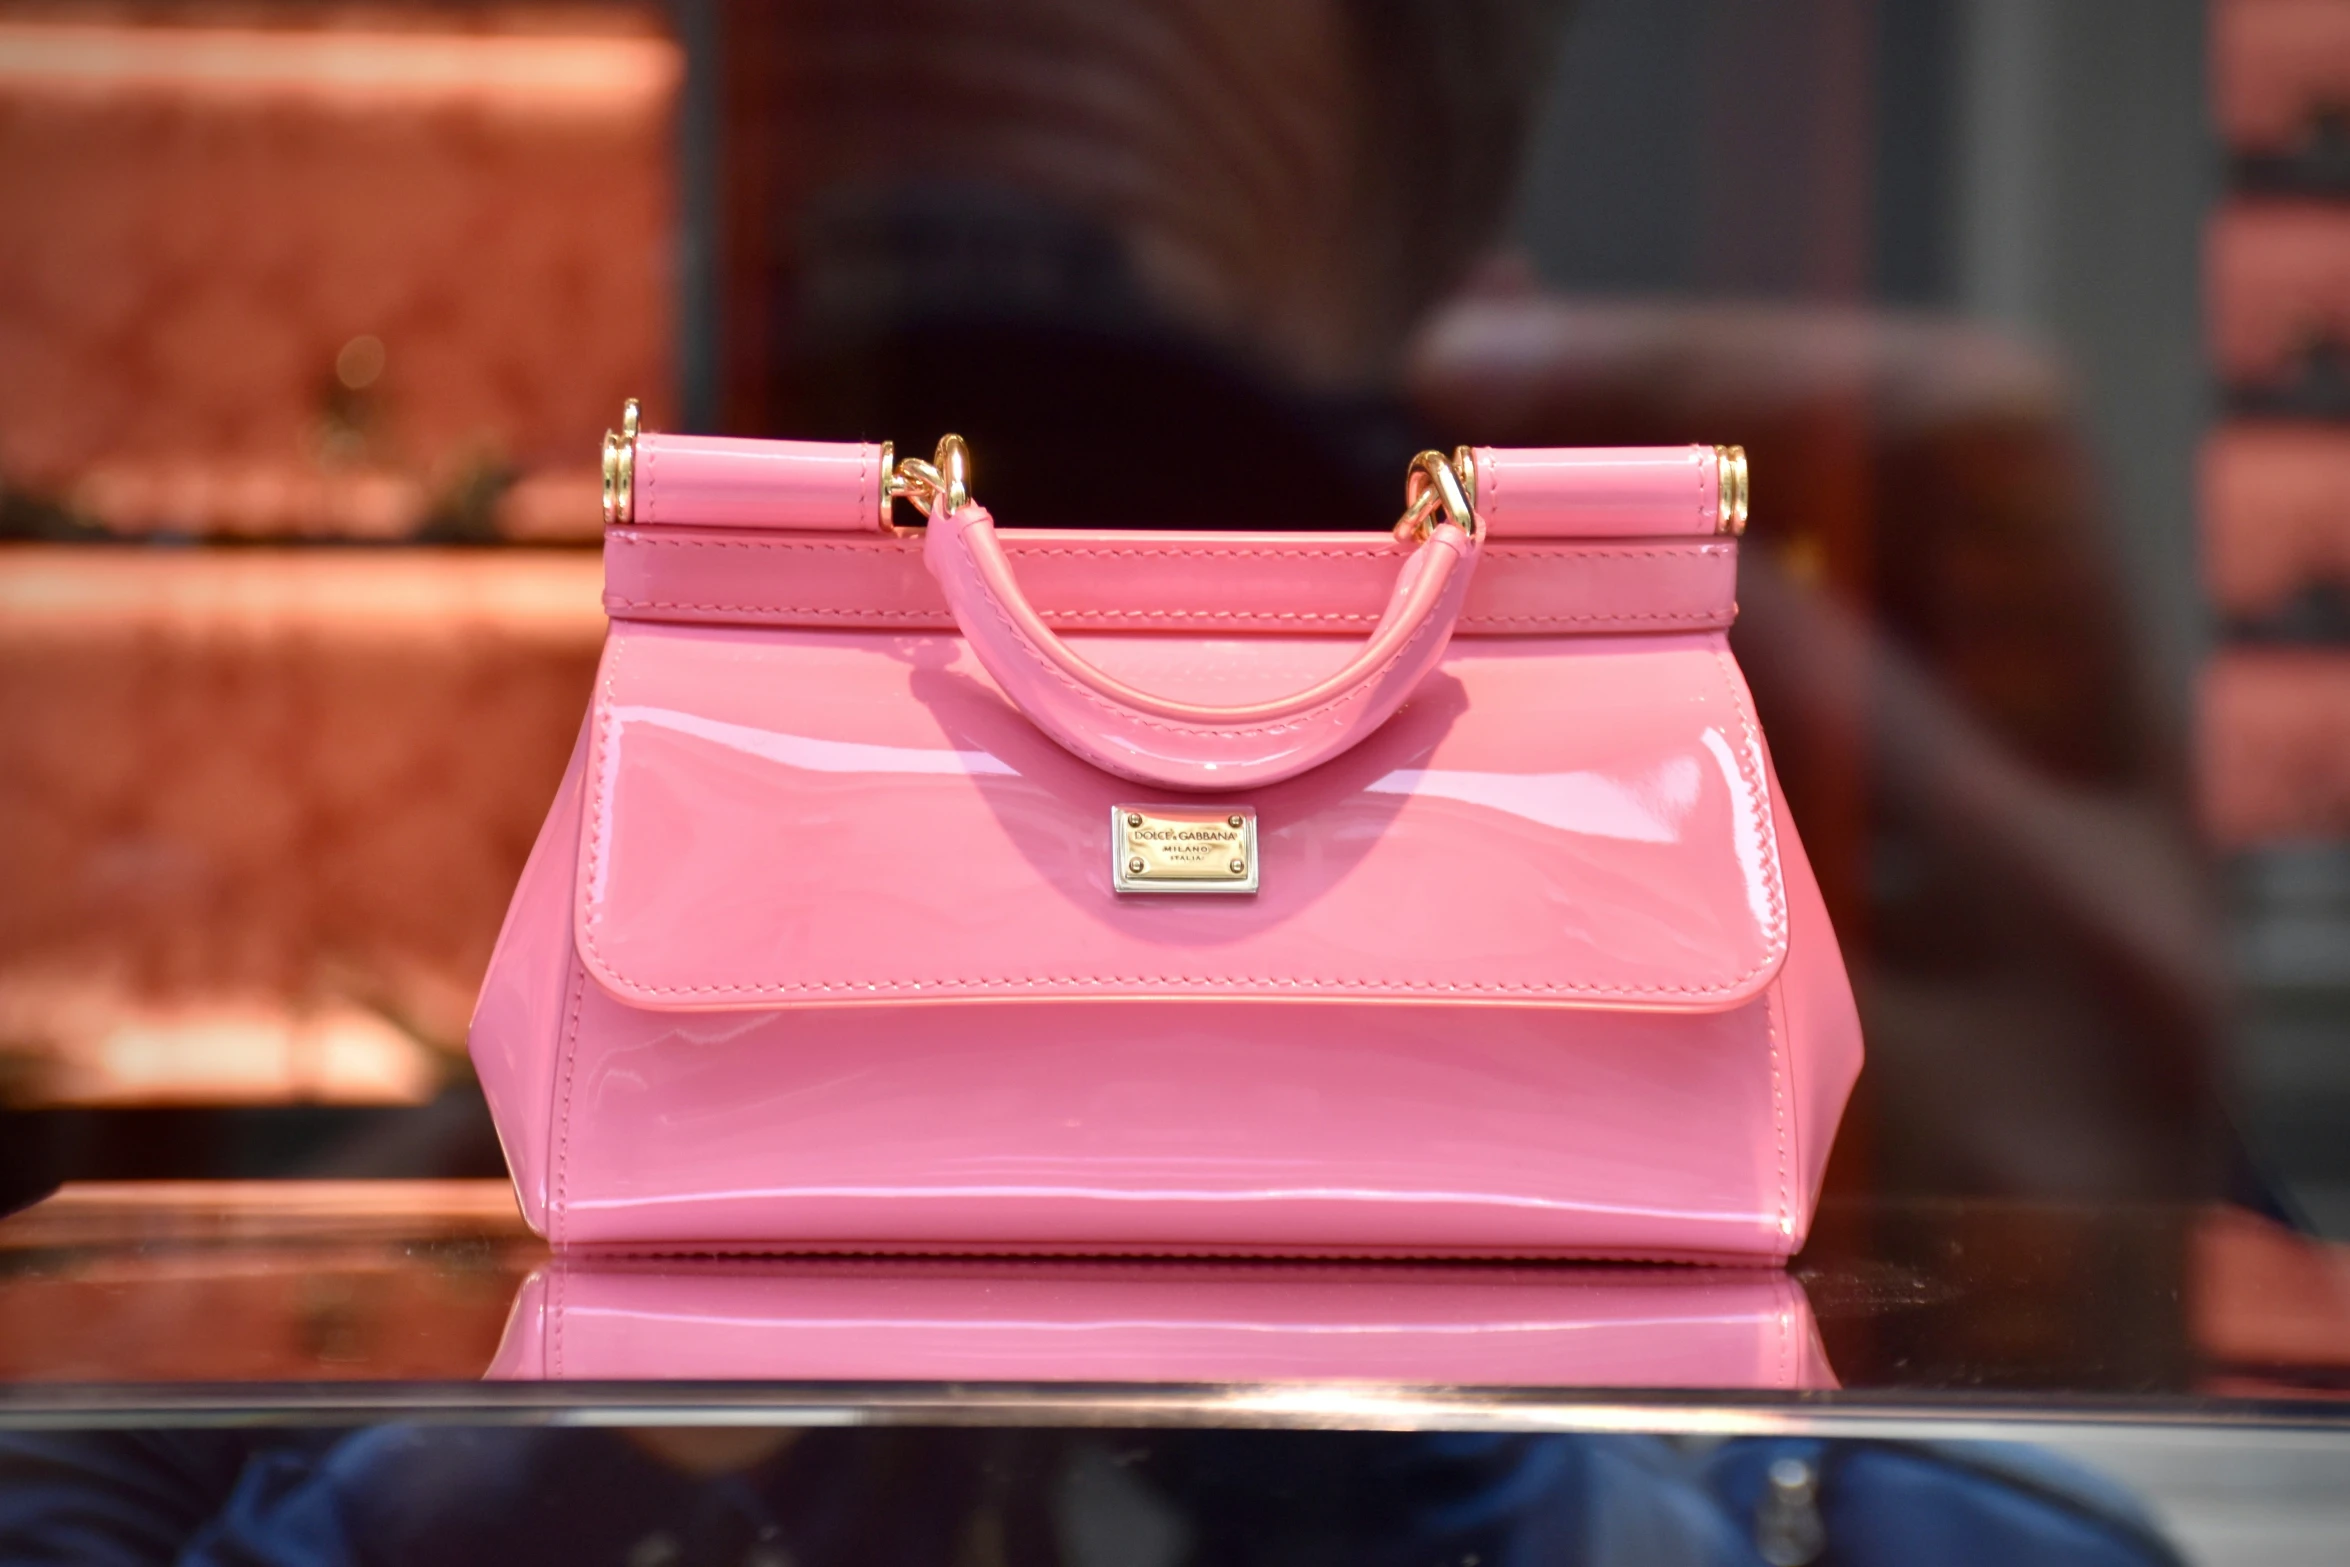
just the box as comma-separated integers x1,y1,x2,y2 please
1127,813,1143,828
1229,859,1245,874
1128,857,1146,874
1228,815,1244,828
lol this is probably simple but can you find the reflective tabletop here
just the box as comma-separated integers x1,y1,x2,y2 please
1,1181,2345,1434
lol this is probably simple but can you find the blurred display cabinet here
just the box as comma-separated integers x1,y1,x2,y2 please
0,11,677,541
2208,4,2350,1239
0,549,602,1105
2216,0,2350,188
2203,423,2350,627
2208,201,2350,407
2201,649,2350,844
0,9,665,1106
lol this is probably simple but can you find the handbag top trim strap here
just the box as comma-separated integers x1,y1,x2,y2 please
602,400,1747,541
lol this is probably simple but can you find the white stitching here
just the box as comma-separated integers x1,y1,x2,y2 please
551,961,587,1249
607,530,1732,563
602,532,1735,627
587,1241,1778,1263
586,970,1783,999
605,600,1382,623
609,601,948,621
601,597,1730,629
617,533,1398,560
1766,980,1791,1255
606,597,1724,623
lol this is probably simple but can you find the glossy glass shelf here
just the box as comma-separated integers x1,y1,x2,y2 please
0,1181,2345,1436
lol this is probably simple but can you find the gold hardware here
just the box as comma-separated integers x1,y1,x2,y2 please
1396,447,1481,543
936,434,971,511
881,436,1483,549
883,434,974,529
1113,805,1259,894
1714,445,1749,535
602,397,641,526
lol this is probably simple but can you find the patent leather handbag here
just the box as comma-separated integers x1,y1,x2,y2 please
467,405,1861,1258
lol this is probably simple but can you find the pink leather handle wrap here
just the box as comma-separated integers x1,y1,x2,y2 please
624,436,1720,540
925,504,1481,790
635,434,883,532
1474,445,1721,537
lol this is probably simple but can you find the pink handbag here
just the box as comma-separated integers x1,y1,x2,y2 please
467,404,1861,1259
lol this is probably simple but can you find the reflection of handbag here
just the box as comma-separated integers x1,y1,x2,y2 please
490,1261,1833,1388
468,405,1860,1256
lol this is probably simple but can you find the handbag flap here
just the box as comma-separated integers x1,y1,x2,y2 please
575,621,1788,1011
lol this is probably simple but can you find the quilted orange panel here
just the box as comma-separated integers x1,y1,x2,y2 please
0,16,677,540
2202,648,2350,846
2203,423,2350,621
0,547,604,1103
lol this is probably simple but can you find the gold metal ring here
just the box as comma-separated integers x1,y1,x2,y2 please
895,457,943,516
934,434,971,513
1398,482,1438,533
1714,445,1748,535
601,397,641,526
1408,449,1476,541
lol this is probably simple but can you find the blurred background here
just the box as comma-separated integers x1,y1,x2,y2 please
0,0,2342,1249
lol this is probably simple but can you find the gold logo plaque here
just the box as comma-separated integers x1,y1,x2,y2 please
1112,805,1259,894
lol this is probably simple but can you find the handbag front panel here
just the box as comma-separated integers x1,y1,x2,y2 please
572,622,1790,1011
546,981,1798,1259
